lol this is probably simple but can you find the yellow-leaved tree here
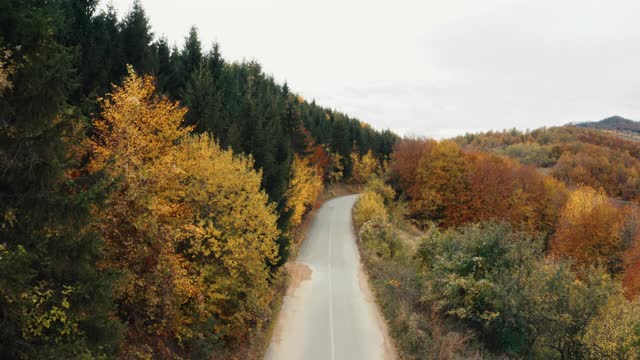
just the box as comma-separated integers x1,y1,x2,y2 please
286,154,324,226
328,151,344,183
179,134,279,343
350,149,379,184
89,68,279,357
581,294,640,359
353,191,388,228
89,69,196,357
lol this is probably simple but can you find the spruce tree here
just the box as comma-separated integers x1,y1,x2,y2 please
0,1,121,358
120,0,153,74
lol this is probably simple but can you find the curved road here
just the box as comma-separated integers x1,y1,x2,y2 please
265,195,395,360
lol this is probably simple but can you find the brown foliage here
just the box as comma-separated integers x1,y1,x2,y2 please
456,126,640,201
404,140,567,231
623,240,640,298
390,138,436,193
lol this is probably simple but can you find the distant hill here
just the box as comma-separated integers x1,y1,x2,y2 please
575,116,640,133
454,119,640,201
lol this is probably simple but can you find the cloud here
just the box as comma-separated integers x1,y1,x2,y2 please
105,0,640,136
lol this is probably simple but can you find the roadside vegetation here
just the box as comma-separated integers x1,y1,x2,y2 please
354,136,640,359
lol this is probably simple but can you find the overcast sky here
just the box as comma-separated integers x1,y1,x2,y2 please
104,0,640,138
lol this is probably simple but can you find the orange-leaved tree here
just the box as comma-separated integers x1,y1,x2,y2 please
623,238,640,298
89,68,196,356
550,185,625,271
621,207,640,297
411,140,471,226
389,137,435,194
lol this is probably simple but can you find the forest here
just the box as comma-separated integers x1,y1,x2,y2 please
455,125,640,200
0,0,394,358
353,134,640,359
3,0,640,359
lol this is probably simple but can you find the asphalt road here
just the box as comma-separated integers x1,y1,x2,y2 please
265,194,394,360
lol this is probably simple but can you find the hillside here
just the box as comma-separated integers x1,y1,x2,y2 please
576,115,640,133
455,124,640,201
353,133,640,358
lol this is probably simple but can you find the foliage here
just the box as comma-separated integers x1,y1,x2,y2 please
496,142,555,167
410,141,470,225
417,221,618,357
550,186,625,271
327,151,344,183
622,232,640,297
350,150,379,184
365,177,396,206
180,134,280,349
0,3,122,357
353,191,388,229
88,69,279,357
389,137,436,193
581,294,640,359
552,145,640,201
455,126,640,201
403,140,566,232
356,182,489,359
0,48,14,94
358,220,400,260
285,154,324,226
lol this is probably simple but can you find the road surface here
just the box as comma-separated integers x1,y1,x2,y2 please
265,195,395,360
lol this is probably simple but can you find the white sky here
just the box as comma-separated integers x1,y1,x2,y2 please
104,0,640,138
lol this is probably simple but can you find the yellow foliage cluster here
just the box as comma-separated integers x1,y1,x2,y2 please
286,154,324,226
354,181,401,259
366,177,396,206
0,48,14,95
582,294,640,359
21,284,78,343
328,152,344,183
353,191,388,229
88,68,279,356
350,150,379,184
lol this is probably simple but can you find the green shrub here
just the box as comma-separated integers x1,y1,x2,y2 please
417,221,618,358
582,294,640,359
359,220,400,259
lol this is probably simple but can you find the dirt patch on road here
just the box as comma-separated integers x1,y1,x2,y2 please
284,262,312,294
270,262,312,346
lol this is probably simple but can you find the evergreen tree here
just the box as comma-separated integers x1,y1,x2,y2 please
180,26,202,84
0,1,121,357
120,0,153,74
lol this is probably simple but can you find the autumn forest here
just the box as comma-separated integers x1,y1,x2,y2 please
2,1,640,359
